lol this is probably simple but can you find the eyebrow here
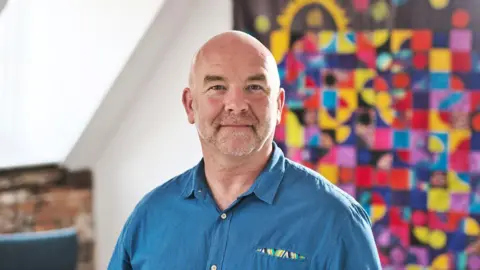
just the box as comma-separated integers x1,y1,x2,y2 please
202,73,267,86
246,74,267,82
203,75,226,85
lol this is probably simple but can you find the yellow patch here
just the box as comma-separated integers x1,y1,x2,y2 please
429,111,450,132
391,30,412,53
447,171,470,192
319,164,338,184
319,109,338,129
337,31,356,54
449,130,470,152
427,188,450,212
286,110,304,148
429,49,452,72
429,230,447,249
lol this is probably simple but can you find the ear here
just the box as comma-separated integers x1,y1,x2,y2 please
276,87,285,125
182,87,195,124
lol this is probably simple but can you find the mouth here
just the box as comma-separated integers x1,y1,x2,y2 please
220,125,252,128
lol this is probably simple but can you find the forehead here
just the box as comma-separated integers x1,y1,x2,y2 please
197,49,272,76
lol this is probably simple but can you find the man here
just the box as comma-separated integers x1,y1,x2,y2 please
108,30,381,269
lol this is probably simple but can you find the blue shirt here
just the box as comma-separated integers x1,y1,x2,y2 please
108,143,381,269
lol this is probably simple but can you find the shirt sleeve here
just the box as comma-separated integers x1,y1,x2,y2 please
107,188,155,269
107,225,133,270
326,203,382,270
107,214,135,270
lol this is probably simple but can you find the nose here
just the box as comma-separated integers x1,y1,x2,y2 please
224,86,248,114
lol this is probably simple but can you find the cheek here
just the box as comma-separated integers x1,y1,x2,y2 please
251,98,274,118
196,98,222,119
206,96,223,107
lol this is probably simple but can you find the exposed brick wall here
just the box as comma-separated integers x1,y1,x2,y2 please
0,164,94,270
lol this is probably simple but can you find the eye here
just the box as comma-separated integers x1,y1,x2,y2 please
209,85,227,91
246,84,264,91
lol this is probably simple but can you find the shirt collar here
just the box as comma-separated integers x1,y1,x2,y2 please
180,142,286,205
180,159,208,200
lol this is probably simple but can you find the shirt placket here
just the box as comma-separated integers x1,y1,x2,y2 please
207,210,233,270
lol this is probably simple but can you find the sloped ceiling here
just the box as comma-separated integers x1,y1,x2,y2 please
0,0,173,169
65,0,194,170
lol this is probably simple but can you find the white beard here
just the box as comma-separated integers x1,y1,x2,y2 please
195,121,257,157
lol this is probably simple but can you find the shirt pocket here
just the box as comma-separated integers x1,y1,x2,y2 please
253,248,309,270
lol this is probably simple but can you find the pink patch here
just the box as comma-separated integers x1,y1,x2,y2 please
379,253,390,266
374,128,392,150
450,193,470,213
353,0,370,12
429,212,447,231
412,211,427,226
287,148,302,163
274,125,285,141
391,246,406,265
376,229,391,247
390,225,409,246
468,255,480,270
321,147,337,164
449,150,469,172
357,50,376,69
470,152,480,173
339,184,355,197
337,146,356,167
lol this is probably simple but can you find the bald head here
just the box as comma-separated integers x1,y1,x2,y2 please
188,31,280,91
182,31,285,157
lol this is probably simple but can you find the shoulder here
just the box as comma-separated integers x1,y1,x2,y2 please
280,159,379,266
283,159,371,226
118,167,194,247
130,167,193,218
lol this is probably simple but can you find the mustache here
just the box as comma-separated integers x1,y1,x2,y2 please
214,113,258,126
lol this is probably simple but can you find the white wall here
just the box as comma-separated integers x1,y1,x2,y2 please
0,0,164,168
90,0,233,269
0,0,25,168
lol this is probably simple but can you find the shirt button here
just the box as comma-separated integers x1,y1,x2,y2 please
220,213,227,219
211,265,217,270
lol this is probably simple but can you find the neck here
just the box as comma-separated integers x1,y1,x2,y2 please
202,141,273,210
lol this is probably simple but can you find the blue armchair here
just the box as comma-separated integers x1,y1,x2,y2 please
0,227,78,270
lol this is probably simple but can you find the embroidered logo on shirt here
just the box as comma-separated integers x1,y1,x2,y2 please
256,248,306,260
